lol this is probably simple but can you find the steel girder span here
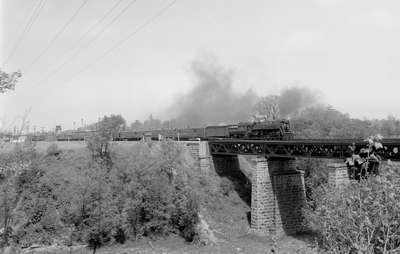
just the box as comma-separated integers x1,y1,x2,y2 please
208,139,400,161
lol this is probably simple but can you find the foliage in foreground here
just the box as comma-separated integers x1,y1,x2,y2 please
0,141,200,249
305,163,400,253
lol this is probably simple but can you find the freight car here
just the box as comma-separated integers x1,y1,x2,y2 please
56,130,97,141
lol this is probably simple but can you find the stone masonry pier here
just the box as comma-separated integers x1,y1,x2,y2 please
250,157,306,235
184,141,308,236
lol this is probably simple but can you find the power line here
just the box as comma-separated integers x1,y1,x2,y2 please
59,0,125,59
24,0,90,73
58,0,177,86
2,0,47,67
34,0,136,86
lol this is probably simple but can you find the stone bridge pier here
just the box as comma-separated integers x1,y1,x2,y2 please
192,141,307,236
251,157,306,235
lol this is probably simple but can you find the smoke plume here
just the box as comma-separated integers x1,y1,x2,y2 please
168,56,320,127
170,57,257,127
278,86,319,117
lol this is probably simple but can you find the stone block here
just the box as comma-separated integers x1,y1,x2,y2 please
328,163,350,188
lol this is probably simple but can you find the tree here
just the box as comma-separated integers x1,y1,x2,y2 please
0,69,21,93
97,114,126,138
292,105,373,139
253,95,280,120
87,115,126,162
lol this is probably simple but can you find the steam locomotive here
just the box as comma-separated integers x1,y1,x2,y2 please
48,119,294,141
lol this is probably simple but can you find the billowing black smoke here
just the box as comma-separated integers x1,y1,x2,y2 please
167,56,320,127
170,57,257,127
278,86,319,117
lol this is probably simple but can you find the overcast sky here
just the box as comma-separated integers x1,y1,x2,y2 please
1,0,399,130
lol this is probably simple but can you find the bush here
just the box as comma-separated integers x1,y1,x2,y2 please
297,158,328,203
116,142,200,242
220,178,234,196
1,141,201,248
120,169,200,242
46,143,61,157
305,163,400,253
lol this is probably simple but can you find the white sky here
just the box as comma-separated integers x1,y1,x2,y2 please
1,0,399,130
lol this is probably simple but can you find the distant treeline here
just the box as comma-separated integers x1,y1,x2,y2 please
292,106,400,139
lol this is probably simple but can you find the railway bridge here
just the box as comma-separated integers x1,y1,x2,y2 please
190,139,400,236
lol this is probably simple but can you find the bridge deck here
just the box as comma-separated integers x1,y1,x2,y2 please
208,139,400,161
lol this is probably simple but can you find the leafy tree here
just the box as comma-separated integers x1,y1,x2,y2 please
86,114,126,164
292,105,375,138
97,114,126,138
253,95,280,120
380,116,400,138
0,69,21,93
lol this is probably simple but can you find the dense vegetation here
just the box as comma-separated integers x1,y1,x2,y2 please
305,162,400,253
301,136,400,253
0,140,200,251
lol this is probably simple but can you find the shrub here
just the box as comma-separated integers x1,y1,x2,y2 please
171,190,199,242
305,163,400,253
297,158,328,203
121,175,200,241
1,141,201,248
46,143,61,157
220,178,234,196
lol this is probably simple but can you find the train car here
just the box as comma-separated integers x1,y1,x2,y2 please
177,128,206,140
56,130,96,141
160,129,179,140
30,134,47,141
117,131,144,141
227,124,250,138
205,125,230,138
